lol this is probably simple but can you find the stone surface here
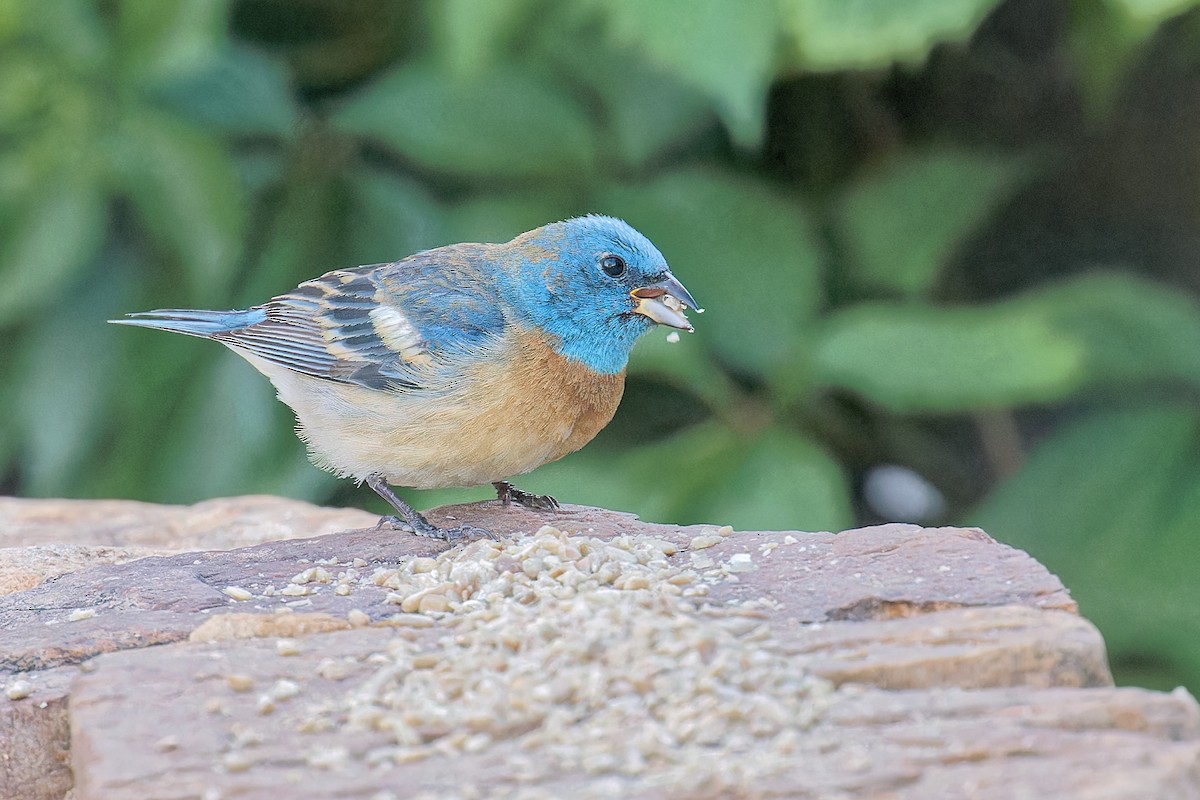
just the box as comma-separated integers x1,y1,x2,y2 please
68,628,1200,800
0,505,1077,676
0,496,376,595
0,666,74,800
0,496,1196,800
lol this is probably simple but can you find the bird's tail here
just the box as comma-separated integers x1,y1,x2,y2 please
108,308,267,338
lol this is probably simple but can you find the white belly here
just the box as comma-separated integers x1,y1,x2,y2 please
231,338,622,489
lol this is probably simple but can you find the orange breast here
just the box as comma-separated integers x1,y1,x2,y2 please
463,327,626,466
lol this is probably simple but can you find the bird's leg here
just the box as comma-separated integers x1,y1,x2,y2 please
492,480,560,511
365,473,495,542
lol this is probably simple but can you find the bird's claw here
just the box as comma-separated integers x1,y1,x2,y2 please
493,481,560,511
375,515,495,542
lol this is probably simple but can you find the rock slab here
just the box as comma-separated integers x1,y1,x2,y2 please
0,497,1196,799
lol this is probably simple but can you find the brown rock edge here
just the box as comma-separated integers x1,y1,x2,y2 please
0,498,1195,799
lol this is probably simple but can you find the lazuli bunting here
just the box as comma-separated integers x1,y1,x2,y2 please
112,216,699,540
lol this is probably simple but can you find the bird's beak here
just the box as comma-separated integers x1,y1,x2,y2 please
630,274,701,333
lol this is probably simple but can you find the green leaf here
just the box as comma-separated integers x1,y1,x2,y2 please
237,141,346,303
522,422,744,524
971,403,1200,692
598,169,824,381
333,61,595,180
1025,273,1200,390
0,174,107,325
814,302,1086,412
1068,0,1200,119
540,27,714,169
1104,0,1200,22
815,273,1200,412
149,45,298,137
115,109,246,300
779,0,1003,71
6,0,108,70
629,327,738,413
153,354,291,502
523,421,851,530
344,166,446,266
694,426,852,531
13,267,124,495
837,150,1028,297
595,0,778,146
429,0,540,75
116,0,228,84
442,193,579,246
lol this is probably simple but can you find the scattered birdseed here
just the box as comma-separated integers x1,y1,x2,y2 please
783,535,799,545
5,679,32,701
222,751,253,772
727,553,756,573
269,679,301,701
410,557,438,574
223,586,254,601
316,657,357,681
347,609,370,627
256,695,276,715
665,331,681,343
227,674,255,692
306,745,350,770
66,608,96,622
334,584,351,596
277,525,834,792
275,639,301,657
689,534,722,550
717,525,734,537
291,567,333,585
279,584,308,597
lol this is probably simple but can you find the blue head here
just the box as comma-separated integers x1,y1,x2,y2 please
496,215,699,374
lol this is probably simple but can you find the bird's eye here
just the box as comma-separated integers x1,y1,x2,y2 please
600,255,626,278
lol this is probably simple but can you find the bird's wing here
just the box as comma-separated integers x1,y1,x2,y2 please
216,247,507,390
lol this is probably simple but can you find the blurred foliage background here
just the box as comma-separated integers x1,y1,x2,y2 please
3,0,1200,694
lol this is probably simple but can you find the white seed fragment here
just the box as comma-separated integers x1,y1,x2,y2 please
666,331,681,343
67,608,96,622
724,554,753,573
783,535,799,545
270,679,301,701
717,525,735,537
316,658,356,681
5,680,32,700
275,639,301,656
689,534,722,550
223,586,253,601
222,751,253,772
279,584,308,597
347,609,370,627
334,584,351,596
410,557,438,574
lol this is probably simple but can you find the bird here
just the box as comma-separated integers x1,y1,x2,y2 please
111,215,699,541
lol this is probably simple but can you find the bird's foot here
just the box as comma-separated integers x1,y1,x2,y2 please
366,473,496,543
493,481,560,510
375,515,495,542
